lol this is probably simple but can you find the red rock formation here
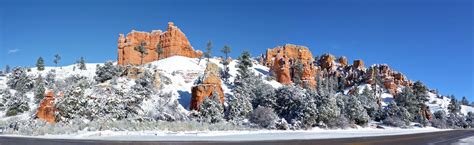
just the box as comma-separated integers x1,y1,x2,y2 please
190,63,224,111
118,22,202,65
264,44,316,87
36,91,57,123
338,56,348,67
366,64,414,95
353,60,365,70
318,54,335,71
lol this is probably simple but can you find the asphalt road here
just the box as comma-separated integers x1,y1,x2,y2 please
0,130,473,145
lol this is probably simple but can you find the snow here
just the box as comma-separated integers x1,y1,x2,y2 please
457,136,474,145
12,127,447,141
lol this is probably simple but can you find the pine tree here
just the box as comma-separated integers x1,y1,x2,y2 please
77,57,87,70
291,60,303,86
6,68,34,93
204,41,212,62
53,54,61,67
36,57,45,71
236,51,253,80
448,96,461,114
395,87,419,120
34,75,46,103
94,61,121,83
461,96,469,106
134,41,148,65
346,95,369,125
155,41,164,60
5,92,30,116
358,87,379,119
220,45,231,82
199,92,224,123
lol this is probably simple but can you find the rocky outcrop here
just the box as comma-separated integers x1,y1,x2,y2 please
366,64,413,95
338,56,348,67
353,60,365,70
190,63,224,111
118,22,202,65
264,44,317,87
36,91,57,123
318,54,335,71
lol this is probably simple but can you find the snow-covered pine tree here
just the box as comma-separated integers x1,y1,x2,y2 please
382,101,411,127
345,95,369,125
77,57,87,70
357,87,379,119
94,61,121,83
36,57,45,71
6,68,34,93
5,92,30,116
448,96,461,114
0,89,11,111
55,86,87,122
199,91,224,123
274,86,318,129
220,45,231,83
395,87,418,121
314,89,340,126
34,75,46,103
226,92,252,123
291,60,303,86
236,51,253,80
431,110,448,129
131,70,155,99
461,96,469,106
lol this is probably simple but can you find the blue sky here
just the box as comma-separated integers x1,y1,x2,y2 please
0,0,472,100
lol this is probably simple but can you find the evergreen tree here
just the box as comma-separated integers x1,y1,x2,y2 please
220,45,231,82
199,92,224,123
5,92,30,116
291,60,303,86
94,61,121,83
461,96,469,106
134,41,148,65
34,75,46,103
236,51,253,79
155,41,164,60
0,89,11,110
395,87,419,120
448,96,461,114
382,101,411,127
36,57,45,71
226,92,253,123
53,54,61,67
77,57,87,70
314,90,340,125
204,41,212,62
346,95,369,125
358,87,379,119
6,68,34,93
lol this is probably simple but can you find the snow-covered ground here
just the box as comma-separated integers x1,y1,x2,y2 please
456,135,474,145
4,127,447,141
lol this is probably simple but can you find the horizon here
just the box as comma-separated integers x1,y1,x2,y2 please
0,0,472,100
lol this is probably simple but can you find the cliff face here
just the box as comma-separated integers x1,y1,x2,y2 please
118,22,202,65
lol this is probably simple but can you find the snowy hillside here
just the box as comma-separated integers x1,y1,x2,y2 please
0,55,473,137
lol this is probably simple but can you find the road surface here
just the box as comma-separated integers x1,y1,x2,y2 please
0,130,473,145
